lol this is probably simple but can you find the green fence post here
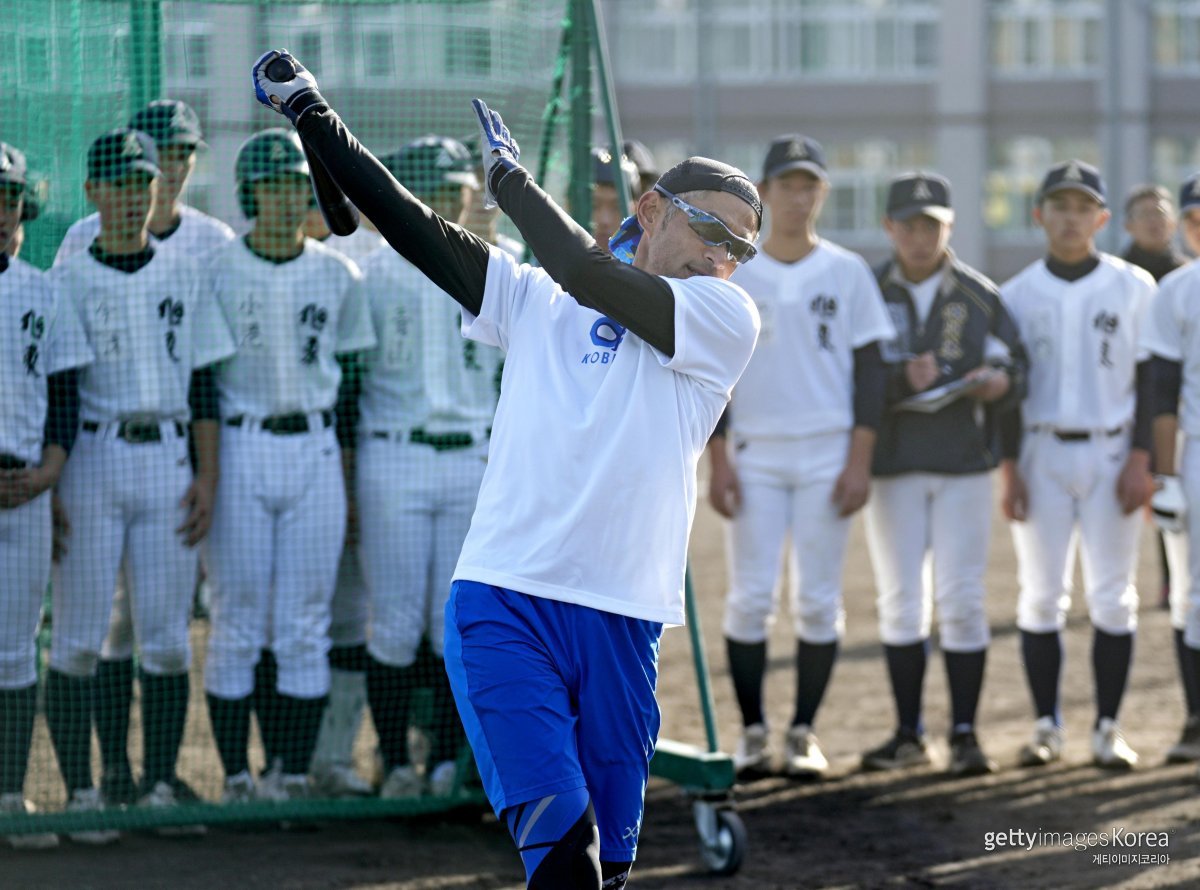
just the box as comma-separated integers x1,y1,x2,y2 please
128,0,163,111
567,0,592,229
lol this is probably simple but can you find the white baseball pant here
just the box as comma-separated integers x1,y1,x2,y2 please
0,491,52,689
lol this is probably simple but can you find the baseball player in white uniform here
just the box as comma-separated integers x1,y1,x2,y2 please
707,135,893,780
355,137,500,800
253,49,759,889
861,173,1028,777
1000,160,1155,770
1139,172,1200,765
0,144,93,850
202,128,375,803
53,101,237,810
46,129,234,836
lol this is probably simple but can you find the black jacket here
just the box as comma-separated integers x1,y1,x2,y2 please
871,252,1028,477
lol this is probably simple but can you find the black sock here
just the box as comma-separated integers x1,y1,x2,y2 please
1093,627,1134,723
793,640,837,728
329,643,367,673
366,656,415,772
206,693,251,778
278,694,327,775
1159,530,1171,590
427,657,463,765
1020,629,1062,722
0,684,38,794
725,638,766,728
45,669,94,793
253,650,282,768
884,641,927,734
141,670,189,786
1174,629,1199,718
94,657,134,780
943,648,986,731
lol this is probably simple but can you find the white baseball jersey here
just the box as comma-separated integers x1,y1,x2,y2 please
1001,255,1155,431
728,240,893,438
454,248,760,625
324,228,386,265
0,257,94,463
51,248,235,422
55,205,234,264
1141,260,1200,434
358,249,502,436
207,237,376,417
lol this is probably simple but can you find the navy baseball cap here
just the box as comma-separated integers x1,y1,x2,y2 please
129,100,203,149
886,172,954,223
0,143,28,189
381,136,479,196
1180,174,1200,213
761,134,827,182
656,157,763,227
86,129,161,182
623,139,659,180
591,146,639,193
1038,159,1106,206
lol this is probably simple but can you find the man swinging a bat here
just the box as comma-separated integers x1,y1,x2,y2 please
251,49,760,890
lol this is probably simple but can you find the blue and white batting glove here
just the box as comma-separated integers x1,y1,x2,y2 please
252,49,327,126
471,98,521,210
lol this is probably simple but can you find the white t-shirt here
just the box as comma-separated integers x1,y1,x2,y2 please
208,237,376,417
358,249,501,437
51,248,235,423
55,205,234,265
0,258,95,463
1141,259,1200,436
453,248,760,625
728,240,894,439
1001,254,1155,431
902,274,941,328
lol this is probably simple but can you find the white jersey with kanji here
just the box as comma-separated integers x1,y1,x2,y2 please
324,228,386,265
453,248,760,625
207,237,376,417
51,248,236,423
728,239,894,439
1141,260,1200,435
1000,254,1155,431
55,204,235,264
358,249,502,436
0,258,95,463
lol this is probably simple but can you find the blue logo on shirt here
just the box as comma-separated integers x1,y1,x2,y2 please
582,316,626,365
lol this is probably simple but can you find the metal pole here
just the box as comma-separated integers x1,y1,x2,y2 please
568,0,593,229
693,0,716,157
535,17,573,191
585,0,630,218
1102,0,1121,253
684,567,721,754
129,0,163,111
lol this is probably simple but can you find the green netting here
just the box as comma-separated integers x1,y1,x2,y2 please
1,0,631,840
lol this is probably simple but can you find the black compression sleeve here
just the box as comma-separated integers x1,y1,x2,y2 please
711,407,729,440
998,407,1023,461
335,353,363,451
296,109,489,315
491,162,677,356
1151,355,1182,419
852,342,887,431
188,366,219,422
1133,359,1155,452
44,369,80,454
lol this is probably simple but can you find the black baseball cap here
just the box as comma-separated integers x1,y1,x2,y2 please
129,100,203,149
86,129,161,182
622,139,658,180
381,136,479,196
886,172,953,223
1038,159,1106,206
0,143,28,189
591,146,639,193
761,135,827,182
1180,174,1200,213
656,157,762,228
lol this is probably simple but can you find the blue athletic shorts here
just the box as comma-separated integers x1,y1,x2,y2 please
444,580,664,861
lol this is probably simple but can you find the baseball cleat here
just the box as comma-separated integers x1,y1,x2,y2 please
221,771,257,805
1166,715,1200,763
861,728,930,771
733,722,773,778
137,779,207,836
311,763,373,798
257,770,310,802
1,794,59,850
1018,716,1065,767
380,765,422,800
427,760,459,798
65,788,120,846
100,762,139,807
782,724,828,780
948,730,997,777
1092,718,1138,770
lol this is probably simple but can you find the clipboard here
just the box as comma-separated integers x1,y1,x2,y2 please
895,369,998,414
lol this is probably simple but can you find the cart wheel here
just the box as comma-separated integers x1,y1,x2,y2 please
694,802,746,875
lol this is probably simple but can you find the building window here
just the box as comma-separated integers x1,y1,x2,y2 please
1153,0,1200,70
985,136,1099,232
22,35,52,86
990,0,1103,76
184,32,211,79
445,26,491,77
297,31,323,76
1152,136,1200,194
364,30,395,79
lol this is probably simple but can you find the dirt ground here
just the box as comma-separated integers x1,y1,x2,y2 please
4,479,1199,889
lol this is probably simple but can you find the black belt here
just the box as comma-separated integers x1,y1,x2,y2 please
81,420,185,443
226,410,334,435
1047,426,1124,442
0,454,27,470
371,428,475,452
